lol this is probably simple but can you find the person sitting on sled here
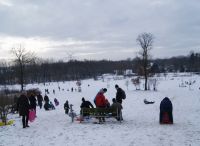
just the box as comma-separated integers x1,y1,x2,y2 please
160,97,173,124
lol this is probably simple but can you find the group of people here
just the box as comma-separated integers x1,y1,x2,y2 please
18,91,43,128
18,90,61,128
79,84,174,124
17,83,173,128
80,84,126,122
43,95,59,110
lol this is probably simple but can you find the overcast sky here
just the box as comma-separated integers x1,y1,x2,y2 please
0,0,200,61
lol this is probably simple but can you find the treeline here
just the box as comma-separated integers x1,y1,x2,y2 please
0,52,200,85
153,51,200,72
0,60,135,85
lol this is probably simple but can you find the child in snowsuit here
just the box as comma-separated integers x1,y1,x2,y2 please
54,98,59,106
50,102,55,110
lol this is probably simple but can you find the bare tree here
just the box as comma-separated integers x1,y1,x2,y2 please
11,45,36,91
136,33,154,90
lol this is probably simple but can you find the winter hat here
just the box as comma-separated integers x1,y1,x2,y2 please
115,84,119,88
82,97,85,102
112,98,116,103
103,88,107,92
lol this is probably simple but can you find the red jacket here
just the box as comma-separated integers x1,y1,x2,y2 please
95,92,106,107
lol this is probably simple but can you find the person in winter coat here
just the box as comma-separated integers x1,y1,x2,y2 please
105,99,110,108
159,97,173,124
43,95,51,111
80,97,94,109
29,93,37,115
50,102,55,110
64,100,69,114
18,91,30,128
54,98,59,106
115,84,126,104
111,98,123,121
37,93,43,109
44,95,49,103
94,88,107,107
94,88,107,122
80,97,94,117
44,102,51,110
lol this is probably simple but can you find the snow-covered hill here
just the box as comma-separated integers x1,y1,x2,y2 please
1,73,200,146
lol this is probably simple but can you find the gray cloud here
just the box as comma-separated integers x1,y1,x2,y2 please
0,0,200,60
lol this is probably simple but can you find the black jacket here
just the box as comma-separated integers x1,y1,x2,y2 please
37,94,43,102
116,88,124,103
80,101,94,108
64,102,69,109
18,95,30,116
29,95,37,109
44,95,49,103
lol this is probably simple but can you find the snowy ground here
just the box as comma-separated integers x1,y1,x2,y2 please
0,73,200,146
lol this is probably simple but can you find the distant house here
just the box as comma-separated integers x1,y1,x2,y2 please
102,73,114,81
124,69,135,77
113,75,124,80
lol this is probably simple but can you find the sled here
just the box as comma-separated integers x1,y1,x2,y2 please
160,112,172,124
0,120,14,126
144,99,155,104
29,109,36,122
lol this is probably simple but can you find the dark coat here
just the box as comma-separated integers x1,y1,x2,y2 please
80,101,94,108
116,88,124,104
37,94,43,102
64,102,69,109
44,95,49,103
29,95,37,109
18,95,30,116
111,102,122,111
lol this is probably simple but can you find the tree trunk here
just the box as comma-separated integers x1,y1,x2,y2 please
20,63,24,91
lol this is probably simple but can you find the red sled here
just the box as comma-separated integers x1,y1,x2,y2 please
29,109,36,122
161,112,172,124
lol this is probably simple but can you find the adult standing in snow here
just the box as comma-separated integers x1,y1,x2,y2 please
115,84,126,104
94,88,107,107
94,88,107,122
37,93,43,109
64,100,69,114
29,93,37,115
160,97,173,124
111,98,123,121
18,91,30,128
